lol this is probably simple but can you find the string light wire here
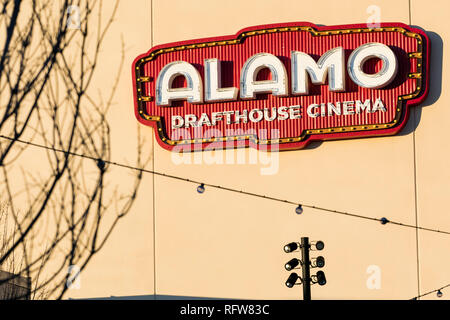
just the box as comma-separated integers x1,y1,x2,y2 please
1,134,450,236
2,134,450,299
411,283,450,300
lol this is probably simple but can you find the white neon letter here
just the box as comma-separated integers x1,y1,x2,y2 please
204,59,238,102
347,43,398,89
156,61,203,106
307,104,320,118
292,47,345,94
240,53,288,99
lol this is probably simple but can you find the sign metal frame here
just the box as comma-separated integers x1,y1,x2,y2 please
132,22,430,152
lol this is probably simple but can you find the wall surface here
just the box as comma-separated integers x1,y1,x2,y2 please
65,0,155,299
66,0,449,300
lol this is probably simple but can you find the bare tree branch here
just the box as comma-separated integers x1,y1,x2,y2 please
0,0,146,299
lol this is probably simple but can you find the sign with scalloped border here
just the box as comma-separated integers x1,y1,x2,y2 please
132,22,429,152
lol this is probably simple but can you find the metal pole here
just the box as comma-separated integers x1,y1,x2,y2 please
300,237,311,301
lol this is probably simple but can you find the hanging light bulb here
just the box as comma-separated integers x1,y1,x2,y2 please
197,183,205,194
295,205,303,215
437,290,443,298
96,159,106,171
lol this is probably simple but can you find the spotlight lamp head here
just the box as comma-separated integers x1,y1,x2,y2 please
313,241,325,251
437,290,443,298
314,256,325,268
197,183,205,194
316,271,327,286
380,217,389,225
285,258,301,271
295,205,303,215
284,242,299,253
285,273,300,288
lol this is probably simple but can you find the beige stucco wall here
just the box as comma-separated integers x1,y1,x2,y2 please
66,0,449,300
411,0,450,300
65,0,155,299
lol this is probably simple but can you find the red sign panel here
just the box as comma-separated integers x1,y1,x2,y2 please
132,22,429,151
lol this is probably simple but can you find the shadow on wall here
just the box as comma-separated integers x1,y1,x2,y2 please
399,30,443,136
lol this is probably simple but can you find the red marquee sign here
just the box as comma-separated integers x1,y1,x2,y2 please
132,22,429,151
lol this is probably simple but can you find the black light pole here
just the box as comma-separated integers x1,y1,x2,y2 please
284,236,326,300
300,237,311,301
